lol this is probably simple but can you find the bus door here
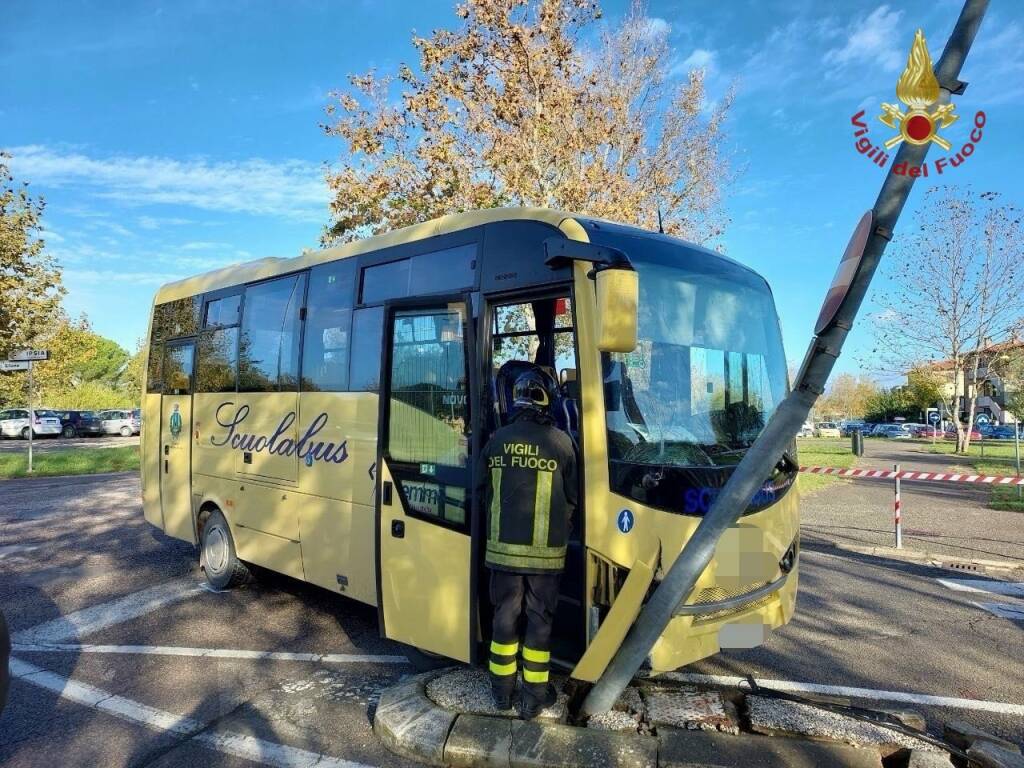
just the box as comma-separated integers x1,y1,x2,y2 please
161,340,196,542
378,299,474,662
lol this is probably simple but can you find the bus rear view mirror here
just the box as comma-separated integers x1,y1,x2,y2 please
595,268,638,353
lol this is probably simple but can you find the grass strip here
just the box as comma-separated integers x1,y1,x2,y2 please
914,438,1023,512
0,446,140,479
796,437,858,495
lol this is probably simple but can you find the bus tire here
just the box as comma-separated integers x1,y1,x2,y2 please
200,509,251,591
402,644,455,673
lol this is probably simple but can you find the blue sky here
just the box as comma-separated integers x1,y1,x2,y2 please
3,0,1022,380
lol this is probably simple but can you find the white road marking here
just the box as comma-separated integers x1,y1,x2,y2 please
0,544,39,560
972,602,1024,621
937,578,1024,598
11,657,371,768
14,642,409,665
13,579,203,644
659,673,1024,716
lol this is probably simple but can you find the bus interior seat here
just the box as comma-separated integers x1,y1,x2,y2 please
560,368,580,441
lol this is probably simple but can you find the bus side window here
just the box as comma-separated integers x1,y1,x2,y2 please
239,273,306,392
350,307,384,392
302,261,355,392
147,342,163,393
197,292,242,393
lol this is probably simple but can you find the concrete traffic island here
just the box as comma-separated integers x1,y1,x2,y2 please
373,667,1023,767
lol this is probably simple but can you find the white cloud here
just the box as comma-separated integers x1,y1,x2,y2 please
137,215,195,230
5,145,328,221
65,268,178,286
180,241,230,251
682,48,716,71
823,5,904,73
638,17,670,41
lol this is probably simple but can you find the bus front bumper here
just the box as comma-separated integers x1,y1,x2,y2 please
647,565,798,674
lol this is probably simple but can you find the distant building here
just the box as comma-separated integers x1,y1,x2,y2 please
918,338,1023,425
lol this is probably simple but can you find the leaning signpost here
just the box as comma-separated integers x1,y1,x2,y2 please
6,349,51,474
580,0,991,718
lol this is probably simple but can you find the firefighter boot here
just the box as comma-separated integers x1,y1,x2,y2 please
488,639,518,711
520,682,557,720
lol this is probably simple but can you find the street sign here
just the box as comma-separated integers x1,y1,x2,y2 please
976,414,991,426
0,360,31,372
928,411,941,424
8,349,50,362
814,210,874,335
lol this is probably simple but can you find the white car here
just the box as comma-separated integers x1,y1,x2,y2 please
0,408,63,439
96,409,141,436
813,422,842,438
797,421,814,438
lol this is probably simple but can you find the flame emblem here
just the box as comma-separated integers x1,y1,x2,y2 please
878,29,958,151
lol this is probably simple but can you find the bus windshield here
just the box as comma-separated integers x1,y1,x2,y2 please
603,246,788,474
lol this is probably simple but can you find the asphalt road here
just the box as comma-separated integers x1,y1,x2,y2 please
0,435,139,454
1,470,1021,767
801,442,1024,564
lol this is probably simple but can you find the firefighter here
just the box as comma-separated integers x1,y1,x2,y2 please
480,368,578,719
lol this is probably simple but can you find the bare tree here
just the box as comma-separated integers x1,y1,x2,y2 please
322,0,734,246
872,187,1024,452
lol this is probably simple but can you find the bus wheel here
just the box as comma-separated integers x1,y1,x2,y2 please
402,645,455,673
200,510,251,591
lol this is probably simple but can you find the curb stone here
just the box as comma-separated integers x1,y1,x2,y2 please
510,720,657,768
445,714,512,768
658,729,883,768
908,750,954,767
821,541,1024,574
373,671,457,766
945,720,1022,755
374,668,1021,768
968,742,1024,768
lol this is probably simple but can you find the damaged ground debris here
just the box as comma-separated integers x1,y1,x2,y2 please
374,667,1024,768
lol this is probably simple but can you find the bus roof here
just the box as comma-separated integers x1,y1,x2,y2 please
153,207,589,304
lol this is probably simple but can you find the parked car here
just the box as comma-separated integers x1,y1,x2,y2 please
876,423,911,439
910,424,941,438
49,409,104,438
797,421,814,438
97,409,141,436
840,420,867,437
944,427,982,441
0,408,63,439
813,422,841,438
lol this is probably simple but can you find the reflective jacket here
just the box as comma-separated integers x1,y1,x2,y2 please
479,410,578,573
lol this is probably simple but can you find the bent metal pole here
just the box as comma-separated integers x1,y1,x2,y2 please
582,0,990,717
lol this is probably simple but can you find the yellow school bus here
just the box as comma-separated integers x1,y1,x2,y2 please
141,208,798,678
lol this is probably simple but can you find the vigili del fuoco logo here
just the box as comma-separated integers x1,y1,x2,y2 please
850,29,986,176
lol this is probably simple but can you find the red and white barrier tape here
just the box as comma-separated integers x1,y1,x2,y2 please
799,466,1024,485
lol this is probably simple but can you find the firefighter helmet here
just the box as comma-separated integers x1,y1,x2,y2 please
512,369,553,411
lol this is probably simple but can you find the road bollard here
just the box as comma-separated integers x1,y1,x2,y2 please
894,462,902,549
851,429,864,457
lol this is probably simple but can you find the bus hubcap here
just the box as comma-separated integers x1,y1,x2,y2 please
206,527,228,573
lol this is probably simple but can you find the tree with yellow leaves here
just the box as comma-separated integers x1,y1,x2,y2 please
323,0,733,245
